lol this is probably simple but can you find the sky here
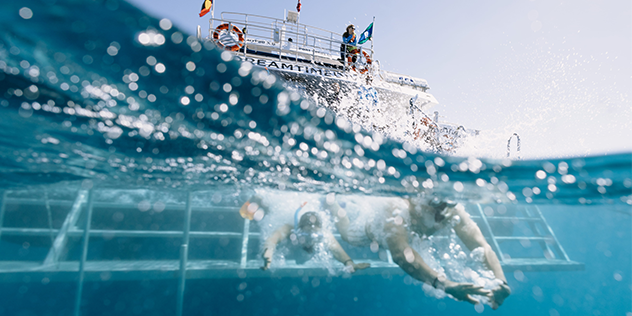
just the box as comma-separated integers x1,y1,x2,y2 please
126,0,631,159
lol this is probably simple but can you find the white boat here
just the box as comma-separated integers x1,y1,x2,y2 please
198,10,476,153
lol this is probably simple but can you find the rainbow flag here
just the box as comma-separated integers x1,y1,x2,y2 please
199,0,212,17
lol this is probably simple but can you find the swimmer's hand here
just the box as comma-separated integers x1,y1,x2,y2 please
489,281,511,310
343,261,371,273
443,281,492,305
261,248,273,270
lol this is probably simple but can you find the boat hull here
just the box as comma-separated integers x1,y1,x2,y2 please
233,53,438,111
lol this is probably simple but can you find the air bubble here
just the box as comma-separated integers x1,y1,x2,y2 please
155,63,166,73
159,18,173,31
19,7,33,19
453,181,464,192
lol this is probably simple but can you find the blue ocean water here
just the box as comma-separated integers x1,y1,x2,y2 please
0,0,630,315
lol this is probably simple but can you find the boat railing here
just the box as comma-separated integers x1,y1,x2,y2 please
206,12,374,71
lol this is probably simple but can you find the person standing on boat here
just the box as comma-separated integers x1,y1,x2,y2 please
240,191,370,273
325,194,511,309
342,24,359,63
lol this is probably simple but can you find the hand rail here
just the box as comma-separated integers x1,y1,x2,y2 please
220,12,342,38
204,14,375,71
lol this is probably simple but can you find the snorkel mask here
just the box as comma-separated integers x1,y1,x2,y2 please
295,228,324,253
428,197,457,223
293,204,324,253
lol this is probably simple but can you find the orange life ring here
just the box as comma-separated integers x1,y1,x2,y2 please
420,117,430,127
212,23,245,51
352,51,373,74
413,117,431,140
362,50,372,64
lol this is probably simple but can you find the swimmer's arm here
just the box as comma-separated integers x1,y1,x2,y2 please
386,222,490,304
454,206,511,308
261,224,293,270
385,222,439,285
453,207,506,283
264,224,293,248
325,232,351,264
325,232,370,273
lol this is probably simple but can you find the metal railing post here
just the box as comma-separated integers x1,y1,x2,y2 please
278,29,283,61
0,191,9,241
329,33,333,51
342,43,348,70
311,36,315,62
243,16,248,58
74,189,94,316
44,190,58,261
176,192,193,316
240,219,250,268
295,26,299,62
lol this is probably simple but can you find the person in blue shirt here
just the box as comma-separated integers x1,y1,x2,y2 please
341,24,359,63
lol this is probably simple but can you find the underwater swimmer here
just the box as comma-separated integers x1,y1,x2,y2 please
240,194,370,273
326,195,511,309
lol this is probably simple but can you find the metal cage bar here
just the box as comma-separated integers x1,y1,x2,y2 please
74,189,94,316
44,190,88,266
240,219,251,268
0,191,9,241
475,204,505,262
176,192,193,316
523,206,557,259
531,205,571,261
0,192,585,283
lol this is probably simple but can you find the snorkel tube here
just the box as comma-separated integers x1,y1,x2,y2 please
293,201,308,230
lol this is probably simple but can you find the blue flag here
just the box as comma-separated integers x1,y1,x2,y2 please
358,22,373,44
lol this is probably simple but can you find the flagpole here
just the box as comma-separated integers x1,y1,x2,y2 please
371,16,375,53
297,0,301,24
211,0,215,27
